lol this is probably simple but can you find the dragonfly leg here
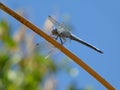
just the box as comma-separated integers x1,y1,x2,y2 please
62,37,66,44
59,36,63,45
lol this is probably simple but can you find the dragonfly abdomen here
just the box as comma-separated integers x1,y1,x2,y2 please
70,35,103,54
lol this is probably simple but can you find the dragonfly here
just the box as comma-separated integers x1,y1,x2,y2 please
48,16,103,54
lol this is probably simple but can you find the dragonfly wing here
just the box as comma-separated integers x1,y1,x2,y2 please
48,16,61,28
36,41,59,58
44,17,54,34
48,16,70,33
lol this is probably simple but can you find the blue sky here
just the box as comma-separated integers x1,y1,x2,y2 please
0,0,120,90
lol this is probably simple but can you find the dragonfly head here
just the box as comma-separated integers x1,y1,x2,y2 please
51,29,58,35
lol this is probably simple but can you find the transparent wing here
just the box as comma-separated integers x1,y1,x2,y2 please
43,16,54,34
48,16,70,33
48,16,61,27
36,41,59,59
36,16,59,59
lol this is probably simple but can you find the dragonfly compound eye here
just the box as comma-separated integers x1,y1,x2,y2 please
52,29,58,35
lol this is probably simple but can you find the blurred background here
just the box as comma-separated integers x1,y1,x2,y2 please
0,0,120,90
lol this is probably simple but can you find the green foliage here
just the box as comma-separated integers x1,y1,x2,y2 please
0,19,59,90
0,19,16,48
